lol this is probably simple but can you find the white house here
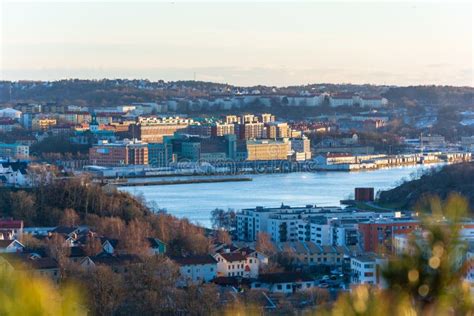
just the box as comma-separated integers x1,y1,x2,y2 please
0,239,25,253
173,255,218,285
0,164,30,187
0,108,22,119
214,252,259,278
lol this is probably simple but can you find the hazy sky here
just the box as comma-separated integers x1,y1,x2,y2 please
1,1,472,86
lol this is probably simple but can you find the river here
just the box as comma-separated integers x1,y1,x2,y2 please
121,164,440,227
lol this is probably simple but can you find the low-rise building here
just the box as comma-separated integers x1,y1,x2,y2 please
214,252,259,278
173,255,218,285
0,143,29,160
251,272,317,293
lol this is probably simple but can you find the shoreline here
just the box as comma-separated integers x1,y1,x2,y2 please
109,176,253,186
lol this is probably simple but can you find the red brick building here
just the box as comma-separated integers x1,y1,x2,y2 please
89,139,148,166
358,219,420,253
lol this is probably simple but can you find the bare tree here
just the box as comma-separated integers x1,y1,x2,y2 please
60,208,80,227
256,232,276,255
46,233,71,272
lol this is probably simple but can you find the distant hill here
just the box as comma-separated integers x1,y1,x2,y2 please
377,162,474,212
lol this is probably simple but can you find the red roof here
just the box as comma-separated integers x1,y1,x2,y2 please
0,220,23,229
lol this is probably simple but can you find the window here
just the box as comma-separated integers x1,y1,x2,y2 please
286,284,291,289
277,285,282,290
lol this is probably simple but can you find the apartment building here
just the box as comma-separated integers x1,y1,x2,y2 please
238,122,266,140
237,205,343,242
0,143,29,159
246,139,290,161
89,139,148,166
265,122,290,139
358,219,420,253
129,116,193,143
290,137,311,160
275,241,355,267
211,123,235,137
350,254,387,286
32,117,57,130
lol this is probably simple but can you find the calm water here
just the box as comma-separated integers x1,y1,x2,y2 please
122,164,440,227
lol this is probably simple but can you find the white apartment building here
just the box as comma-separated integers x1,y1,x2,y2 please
237,205,404,244
332,220,359,247
351,254,387,287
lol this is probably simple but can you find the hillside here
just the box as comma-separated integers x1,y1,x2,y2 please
377,162,474,212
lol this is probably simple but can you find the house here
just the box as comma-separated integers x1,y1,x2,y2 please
214,252,259,278
0,239,25,253
51,226,81,238
101,238,118,254
50,226,82,246
147,237,166,255
172,255,218,285
251,272,317,293
0,253,60,283
68,246,87,263
0,219,24,239
0,162,29,187
80,253,142,273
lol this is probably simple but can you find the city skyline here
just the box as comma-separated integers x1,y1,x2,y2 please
1,1,473,87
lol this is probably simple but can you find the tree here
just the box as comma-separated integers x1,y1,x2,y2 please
211,208,236,231
45,233,71,272
119,257,180,315
60,208,80,227
256,232,276,255
10,191,36,225
216,229,232,245
329,194,474,315
0,269,84,316
19,234,45,250
83,235,103,257
75,265,125,316
117,219,152,256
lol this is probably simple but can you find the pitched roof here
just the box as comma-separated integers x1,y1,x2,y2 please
256,272,315,284
147,237,165,248
89,253,142,266
172,255,217,266
0,253,58,270
101,238,118,248
29,257,59,270
219,252,247,262
69,246,86,258
51,226,78,235
0,219,23,229
0,239,23,248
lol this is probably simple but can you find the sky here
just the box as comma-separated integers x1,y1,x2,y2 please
0,1,473,87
